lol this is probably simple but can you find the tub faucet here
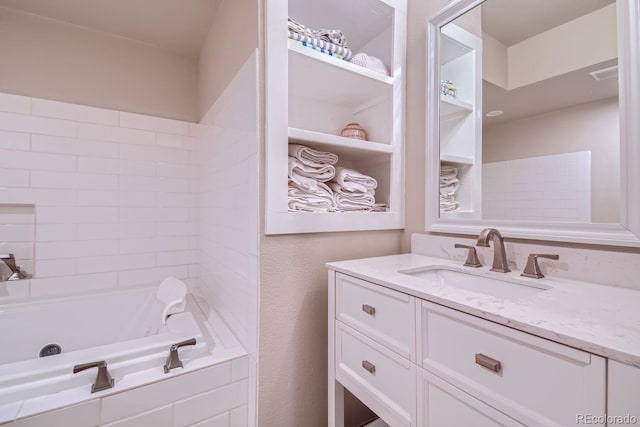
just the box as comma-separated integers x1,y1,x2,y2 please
0,254,28,282
73,360,114,393
164,338,197,373
476,228,511,273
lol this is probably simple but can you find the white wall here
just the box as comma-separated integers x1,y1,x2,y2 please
198,0,260,119
483,98,619,223
197,51,260,427
0,92,199,297
0,8,199,122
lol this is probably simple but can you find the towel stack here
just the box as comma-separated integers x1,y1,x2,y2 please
287,144,387,212
288,17,353,60
288,144,339,212
440,165,460,212
330,167,381,212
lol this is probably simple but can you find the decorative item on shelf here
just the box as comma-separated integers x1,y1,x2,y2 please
340,122,368,141
349,53,390,76
441,79,458,98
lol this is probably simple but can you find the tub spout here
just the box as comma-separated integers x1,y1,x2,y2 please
164,338,197,373
73,360,114,393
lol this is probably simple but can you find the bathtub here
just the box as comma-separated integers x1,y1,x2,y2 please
0,284,246,424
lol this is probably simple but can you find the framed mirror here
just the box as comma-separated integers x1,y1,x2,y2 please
426,0,640,246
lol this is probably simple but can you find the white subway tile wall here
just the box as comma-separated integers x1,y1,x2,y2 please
0,205,35,278
10,358,249,427
197,52,259,359
0,92,199,295
482,151,592,222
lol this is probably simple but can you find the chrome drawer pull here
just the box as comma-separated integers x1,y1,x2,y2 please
362,304,376,316
362,360,376,374
475,353,502,373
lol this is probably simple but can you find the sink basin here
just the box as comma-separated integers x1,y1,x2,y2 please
399,266,550,300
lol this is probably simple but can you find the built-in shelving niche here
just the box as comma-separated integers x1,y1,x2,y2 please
265,0,406,234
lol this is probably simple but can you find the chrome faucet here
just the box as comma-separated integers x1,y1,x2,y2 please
476,228,511,273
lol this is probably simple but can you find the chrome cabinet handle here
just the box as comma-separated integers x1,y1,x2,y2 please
362,360,376,374
362,304,376,316
475,353,502,373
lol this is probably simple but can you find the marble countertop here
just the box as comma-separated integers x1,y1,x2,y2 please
327,253,640,367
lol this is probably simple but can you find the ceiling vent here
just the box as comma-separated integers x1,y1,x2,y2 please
589,65,618,81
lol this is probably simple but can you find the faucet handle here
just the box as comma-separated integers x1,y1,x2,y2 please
73,360,114,393
163,338,197,373
454,244,482,268
521,254,559,279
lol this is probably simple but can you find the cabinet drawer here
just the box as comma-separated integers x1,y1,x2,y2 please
418,369,524,427
336,322,415,427
419,301,606,426
336,273,415,360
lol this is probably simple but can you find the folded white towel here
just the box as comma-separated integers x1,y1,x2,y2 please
440,175,459,185
334,166,377,193
371,203,388,212
439,181,460,197
329,182,375,211
288,181,337,212
440,166,458,176
288,157,335,191
288,144,339,167
440,194,459,211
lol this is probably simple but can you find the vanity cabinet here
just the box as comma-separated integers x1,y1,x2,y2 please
607,360,640,421
328,270,607,427
265,0,406,234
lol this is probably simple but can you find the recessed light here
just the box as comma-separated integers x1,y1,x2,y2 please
485,110,504,117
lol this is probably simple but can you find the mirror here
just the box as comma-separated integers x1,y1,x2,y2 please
426,0,640,246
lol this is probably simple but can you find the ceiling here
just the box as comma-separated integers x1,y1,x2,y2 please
483,59,619,126
0,0,221,58
481,0,615,46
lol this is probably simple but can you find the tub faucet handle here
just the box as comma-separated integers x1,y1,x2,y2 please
73,360,114,393
164,338,197,373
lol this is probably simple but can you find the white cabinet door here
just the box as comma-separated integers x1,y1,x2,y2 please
418,369,524,427
608,360,640,423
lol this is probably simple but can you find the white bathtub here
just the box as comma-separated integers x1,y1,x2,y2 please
0,285,242,423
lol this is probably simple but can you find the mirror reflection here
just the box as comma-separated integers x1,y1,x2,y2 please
439,0,619,223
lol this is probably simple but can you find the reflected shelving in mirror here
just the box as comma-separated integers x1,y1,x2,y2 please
425,0,640,246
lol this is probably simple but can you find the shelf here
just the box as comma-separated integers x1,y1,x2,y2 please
288,39,393,85
440,154,474,165
266,211,403,235
288,39,393,109
288,127,393,160
440,95,473,118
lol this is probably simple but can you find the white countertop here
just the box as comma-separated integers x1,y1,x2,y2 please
327,253,640,367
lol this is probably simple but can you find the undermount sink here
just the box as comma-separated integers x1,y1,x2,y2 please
399,266,551,300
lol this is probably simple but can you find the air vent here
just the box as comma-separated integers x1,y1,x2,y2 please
589,65,618,81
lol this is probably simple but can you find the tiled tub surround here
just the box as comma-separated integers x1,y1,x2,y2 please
196,52,259,427
327,253,640,367
0,92,200,296
0,287,249,426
